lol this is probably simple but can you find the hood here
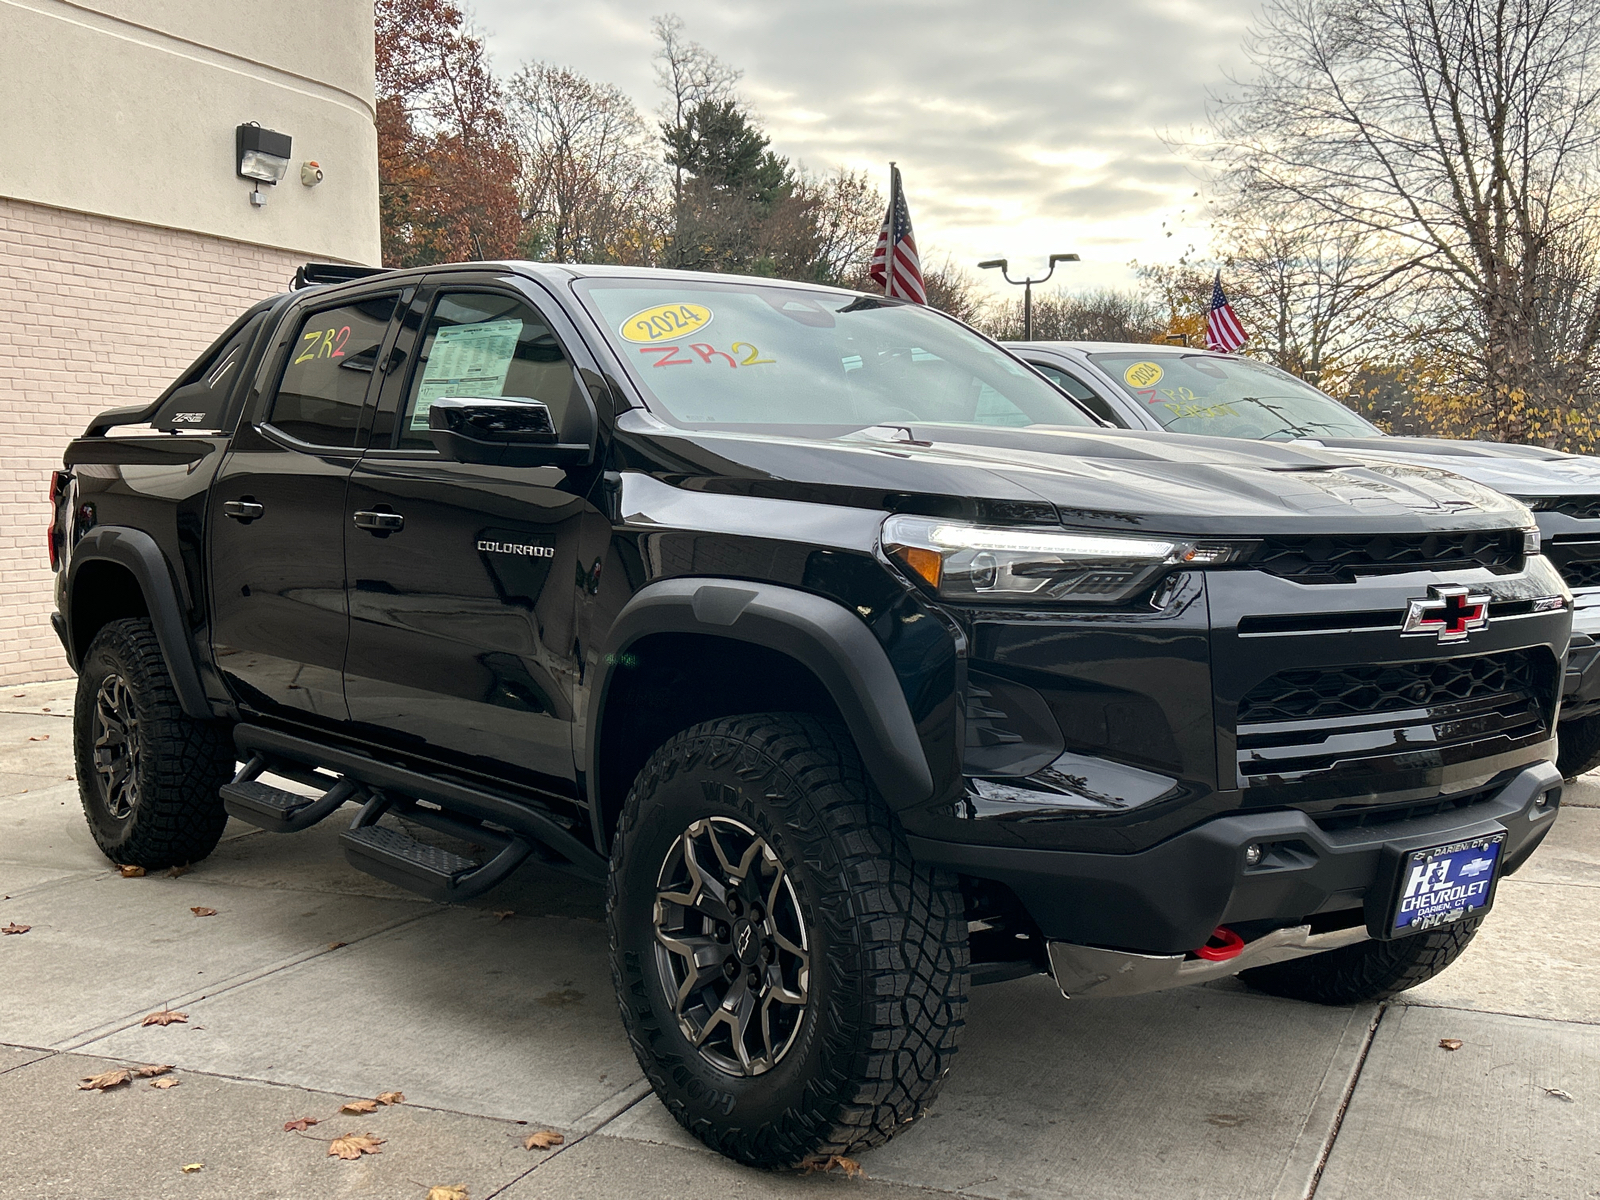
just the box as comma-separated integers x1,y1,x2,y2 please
621,416,1533,538
1293,435,1600,500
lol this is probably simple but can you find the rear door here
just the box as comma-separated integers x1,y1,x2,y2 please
208,287,403,724
341,277,602,794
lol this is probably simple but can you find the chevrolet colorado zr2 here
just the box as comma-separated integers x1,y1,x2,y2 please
49,261,1569,1167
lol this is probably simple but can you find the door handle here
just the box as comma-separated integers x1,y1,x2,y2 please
222,500,264,521
353,510,405,533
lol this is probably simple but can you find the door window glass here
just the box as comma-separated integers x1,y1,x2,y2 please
1030,362,1124,426
397,293,578,449
266,294,397,447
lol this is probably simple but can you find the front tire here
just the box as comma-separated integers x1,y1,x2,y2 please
607,713,969,1168
1239,918,1481,1005
73,618,234,869
1556,712,1600,779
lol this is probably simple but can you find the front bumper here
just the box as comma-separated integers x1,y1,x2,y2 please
910,758,1562,955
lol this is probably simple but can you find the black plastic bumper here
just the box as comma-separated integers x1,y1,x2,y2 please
908,759,1563,955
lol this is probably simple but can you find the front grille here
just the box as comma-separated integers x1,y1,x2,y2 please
1239,652,1539,723
1251,530,1523,583
1234,649,1555,789
1561,559,1600,588
1313,785,1499,832
1542,540,1600,589
1534,496,1600,519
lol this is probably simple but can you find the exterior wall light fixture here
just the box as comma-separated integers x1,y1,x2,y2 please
236,122,292,207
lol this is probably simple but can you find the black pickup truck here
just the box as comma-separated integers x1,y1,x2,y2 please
50,262,1568,1167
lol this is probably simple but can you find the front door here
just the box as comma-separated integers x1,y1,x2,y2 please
342,283,599,794
209,290,400,723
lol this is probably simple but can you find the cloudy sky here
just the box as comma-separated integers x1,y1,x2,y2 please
472,0,1261,296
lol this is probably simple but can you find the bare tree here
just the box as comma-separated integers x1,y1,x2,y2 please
1208,0,1600,445
983,288,1167,344
652,13,742,202
797,168,884,285
506,63,665,264
1213,201,1416,388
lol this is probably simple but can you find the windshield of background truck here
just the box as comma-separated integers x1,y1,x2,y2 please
1089,352,1382,440
577,280,1097,433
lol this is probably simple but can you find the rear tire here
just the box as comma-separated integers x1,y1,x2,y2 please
1556,712,1600,779
73,618,234,870
1238,918,1482,1005
607,713,969,1168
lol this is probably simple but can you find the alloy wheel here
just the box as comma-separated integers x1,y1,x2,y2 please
652,816,810,1076
91,673,141,820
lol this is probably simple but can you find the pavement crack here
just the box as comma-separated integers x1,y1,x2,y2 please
1302,1003,1384,1200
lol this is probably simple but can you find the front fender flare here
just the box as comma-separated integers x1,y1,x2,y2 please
65,526,212,719
585,578,935,846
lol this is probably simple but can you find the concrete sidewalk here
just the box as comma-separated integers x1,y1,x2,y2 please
2,678,1597,1200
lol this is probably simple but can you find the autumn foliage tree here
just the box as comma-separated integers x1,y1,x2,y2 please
376,0,521,267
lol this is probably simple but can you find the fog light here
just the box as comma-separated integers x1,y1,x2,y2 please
1244,843,1263,867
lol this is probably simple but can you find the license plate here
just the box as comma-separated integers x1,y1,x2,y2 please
1390,832,1506,937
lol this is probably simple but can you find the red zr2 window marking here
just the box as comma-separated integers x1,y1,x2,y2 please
639,346,694,367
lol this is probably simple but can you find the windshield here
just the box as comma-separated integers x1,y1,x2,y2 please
576,278,1096,434
1088,352,1382,440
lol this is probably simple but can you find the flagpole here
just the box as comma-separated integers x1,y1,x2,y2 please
885,162,898,297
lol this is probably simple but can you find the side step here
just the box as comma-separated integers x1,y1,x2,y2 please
222,758,360,834
340,799,532,902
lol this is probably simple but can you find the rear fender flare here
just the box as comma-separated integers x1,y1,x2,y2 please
585,578,935,849
65,526,212,719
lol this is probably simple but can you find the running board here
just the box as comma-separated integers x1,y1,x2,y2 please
232,724,607,883
340,823,532,903
221,755,360,833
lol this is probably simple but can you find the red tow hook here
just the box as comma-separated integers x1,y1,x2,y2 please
1194,926,1246,962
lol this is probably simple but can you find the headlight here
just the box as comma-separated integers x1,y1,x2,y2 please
881,515,1235,604
1523,526,1541,554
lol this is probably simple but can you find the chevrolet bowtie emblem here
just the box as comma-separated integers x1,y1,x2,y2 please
1402,585,1491,643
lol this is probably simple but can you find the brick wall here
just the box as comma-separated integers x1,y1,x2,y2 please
0,196,312,684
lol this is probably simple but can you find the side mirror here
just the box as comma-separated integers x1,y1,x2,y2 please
427,397,593,467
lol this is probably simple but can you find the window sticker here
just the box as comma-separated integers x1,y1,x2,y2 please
1123,361,1164,389
410,319,522,431
619,302,713,344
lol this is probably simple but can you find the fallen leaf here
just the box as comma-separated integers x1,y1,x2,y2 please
142,1009,188,1027
79,1069,133,1091
425,1187,469,1200
135,1064,174,1077
167,865,191,878
376,1091,404,1106
327,942,346,951
1,923,29,935
801,1155,863,1178
327,1133,384,1160
26,734,48,741
180,1163,203,1173
1544,1087,1575,1101
118,865,146,878
523,1130,564,1151
341,1099,378,1114
283,1117,320,1132
1439,1039,1464,1051
189,906,218,918
151,1077,181,1090
493,910,515,922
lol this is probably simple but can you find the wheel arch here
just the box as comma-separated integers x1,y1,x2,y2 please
584,578,935,853
65,526,212,719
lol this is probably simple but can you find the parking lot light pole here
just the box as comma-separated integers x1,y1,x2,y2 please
978,254,1079,341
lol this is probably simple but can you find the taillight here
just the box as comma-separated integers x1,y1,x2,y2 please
47,470,65,571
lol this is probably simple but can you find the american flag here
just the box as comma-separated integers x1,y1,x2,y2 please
869,165,927,304
1205,271,1248,352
